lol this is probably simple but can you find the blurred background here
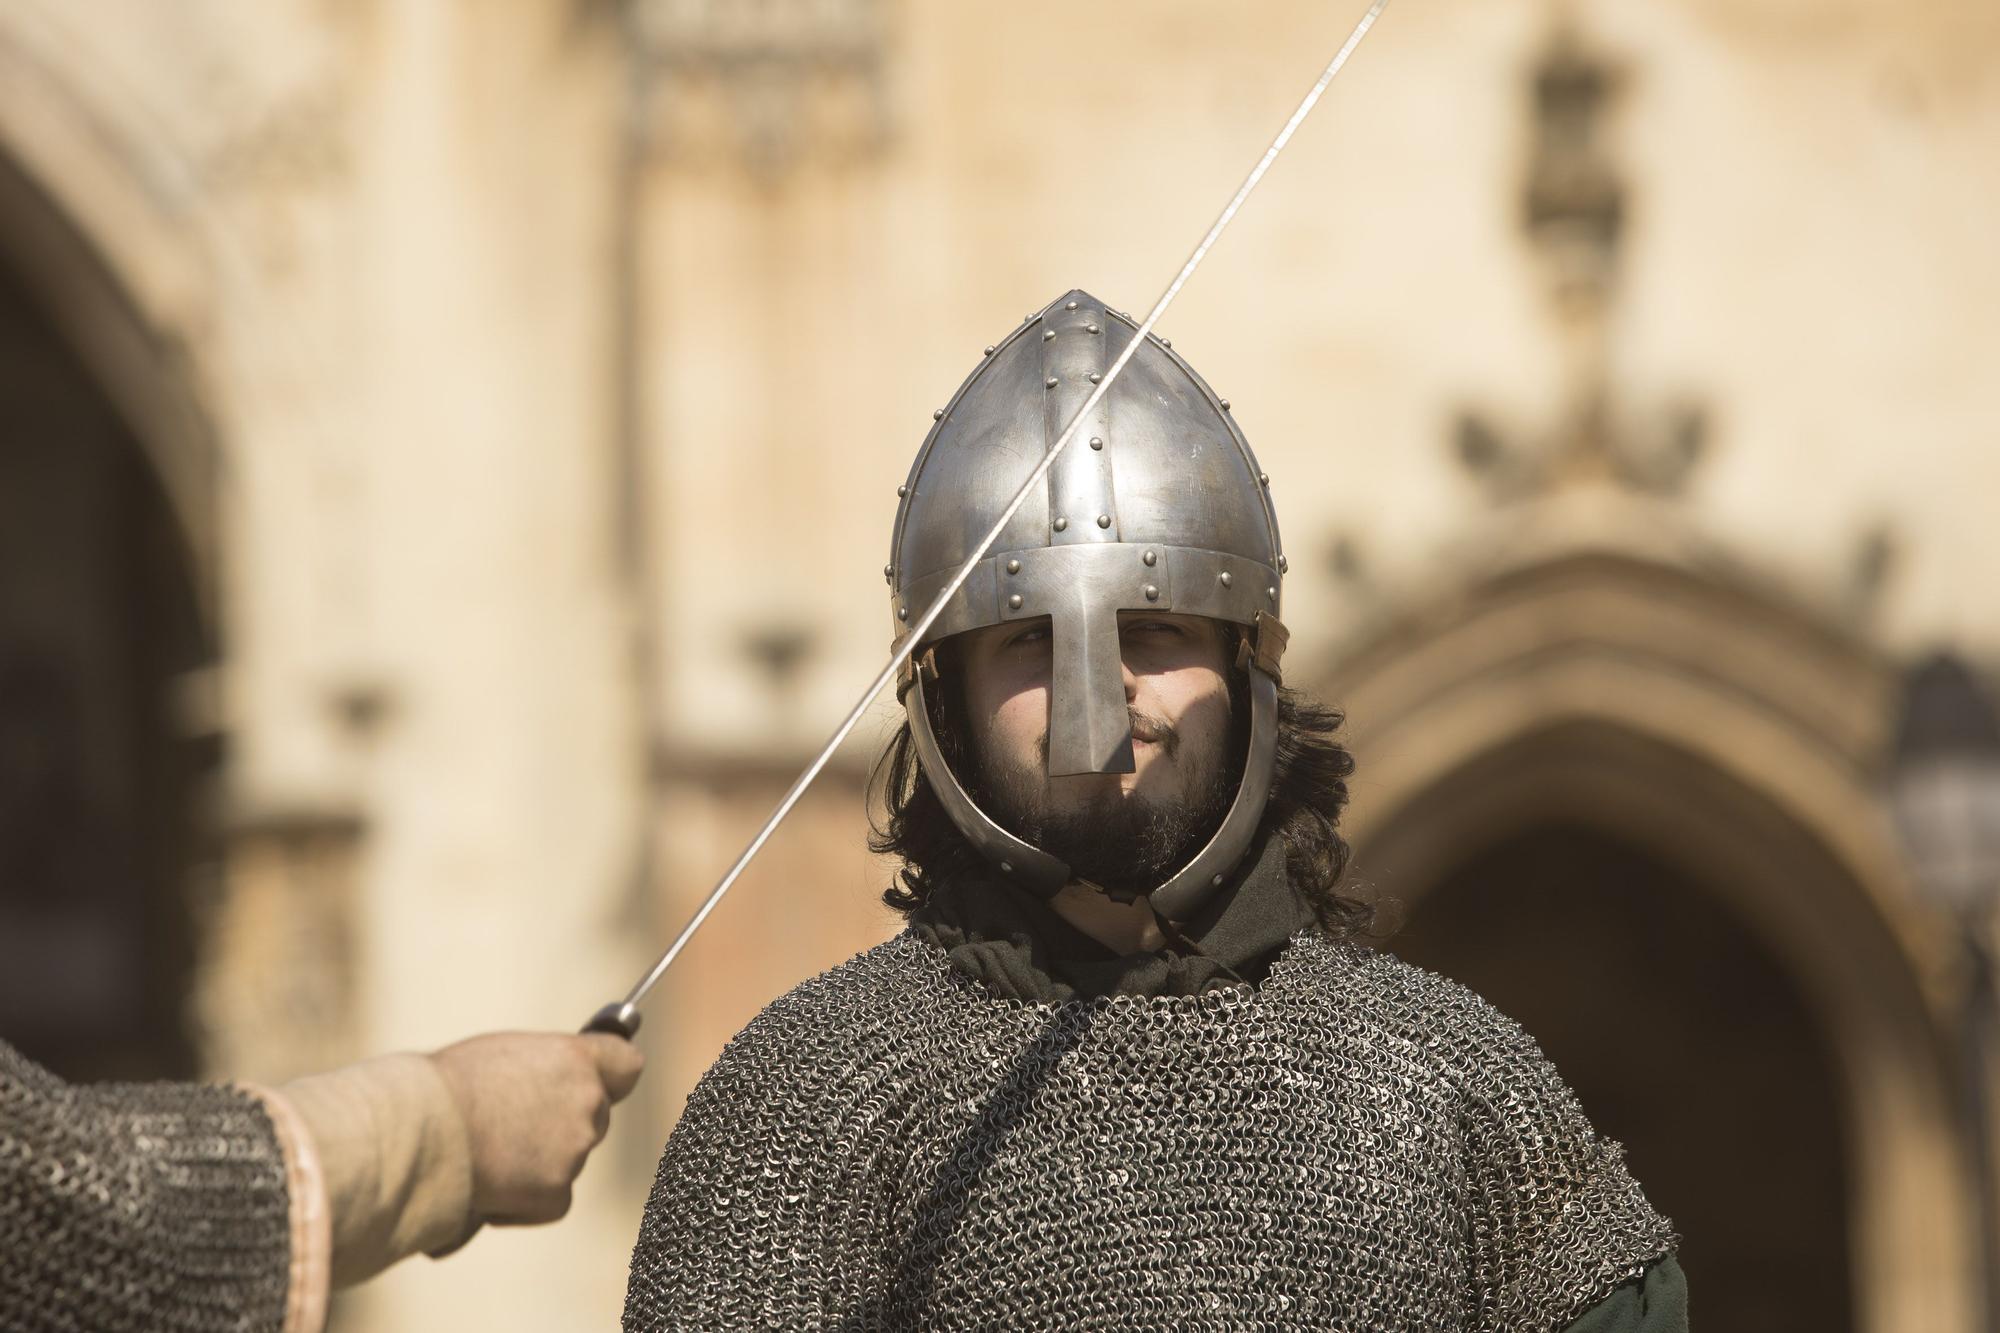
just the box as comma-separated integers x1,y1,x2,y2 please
1,0,1996,1328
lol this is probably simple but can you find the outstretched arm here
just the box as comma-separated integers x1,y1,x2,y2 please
1,1031,643,1333
271,1030,645,1288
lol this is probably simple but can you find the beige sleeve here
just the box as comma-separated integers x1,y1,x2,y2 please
277,1053,477,1288
239,1083,332,1333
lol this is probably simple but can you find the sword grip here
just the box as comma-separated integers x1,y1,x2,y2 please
582,1001,642,1040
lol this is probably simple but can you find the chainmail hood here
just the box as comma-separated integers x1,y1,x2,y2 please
625,932,1675,1331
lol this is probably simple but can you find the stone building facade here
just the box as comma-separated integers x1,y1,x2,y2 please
0,1,1996,1329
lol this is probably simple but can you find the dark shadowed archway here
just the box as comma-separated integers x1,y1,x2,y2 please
1388,820,1852,1332
0,191,215,1082
1323,536,1972,1331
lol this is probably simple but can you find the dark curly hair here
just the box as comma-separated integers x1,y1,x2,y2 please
867,652,1373,938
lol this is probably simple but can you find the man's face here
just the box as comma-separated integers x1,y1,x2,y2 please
955,612,1238,892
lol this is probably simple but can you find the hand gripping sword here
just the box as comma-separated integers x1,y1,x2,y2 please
586,0,1394,1040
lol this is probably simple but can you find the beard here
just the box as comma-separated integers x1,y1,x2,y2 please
970,707,1239,899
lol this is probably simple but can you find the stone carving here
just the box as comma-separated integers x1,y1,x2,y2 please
1454,17,1709,503
627,0,892,181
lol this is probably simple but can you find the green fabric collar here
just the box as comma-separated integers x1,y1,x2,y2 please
905,834,1313,1004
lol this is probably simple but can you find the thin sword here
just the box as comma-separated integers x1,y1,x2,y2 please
587,0,1393,1038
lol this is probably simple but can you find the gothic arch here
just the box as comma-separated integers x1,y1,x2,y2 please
0,14,233,1080
0,12,228,620
1317,541,1973,1333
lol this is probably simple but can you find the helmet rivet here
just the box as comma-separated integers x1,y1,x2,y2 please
1043,329,1056,341
1025,314,1035,323
1086,323,1100,335
1065,300,1079,311
1000,861,1015,874
1211,874,1224,887
1089,436,1104,450
1142,549,1158,567
1258,472,1270,485
897,605,909,621
1096,514,1112,528
1088,372,1102,384
1220,399,1231,411
1219,572,1233,588
1045,377,1059,389
1277,554,1288,573
1266,586,1277,601
932,408,945,420
1144,584,1159,601
884,563,895,580
1161,338,1172,349
984,345,995,356
897,484,908,497
1053,517,1069,532
1008,593,1024,610
1006,558,1021,574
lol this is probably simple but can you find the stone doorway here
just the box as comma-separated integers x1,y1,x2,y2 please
1325,541,1973,1330
1388,818,1853,1331
0,242,214,1083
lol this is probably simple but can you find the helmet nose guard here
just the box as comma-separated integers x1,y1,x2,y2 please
1047,575,1134,776
888,289,1290,917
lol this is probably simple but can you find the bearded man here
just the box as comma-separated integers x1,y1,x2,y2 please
623,291,1687,1331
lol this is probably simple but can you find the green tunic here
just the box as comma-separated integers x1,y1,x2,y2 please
1569,1257,1688,1331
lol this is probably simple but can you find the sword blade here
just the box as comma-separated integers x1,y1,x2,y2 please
592,0,1394,1036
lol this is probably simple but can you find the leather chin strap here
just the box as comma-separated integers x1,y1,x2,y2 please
902,614,1287,923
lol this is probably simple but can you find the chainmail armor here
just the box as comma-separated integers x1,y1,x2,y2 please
1,1040,293,1332
626,931,1675,1332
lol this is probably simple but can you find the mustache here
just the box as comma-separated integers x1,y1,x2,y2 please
1033,709,1179,766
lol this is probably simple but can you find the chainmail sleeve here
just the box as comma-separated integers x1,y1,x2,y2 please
0,1040,294,1333
1435,983,1679,1333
